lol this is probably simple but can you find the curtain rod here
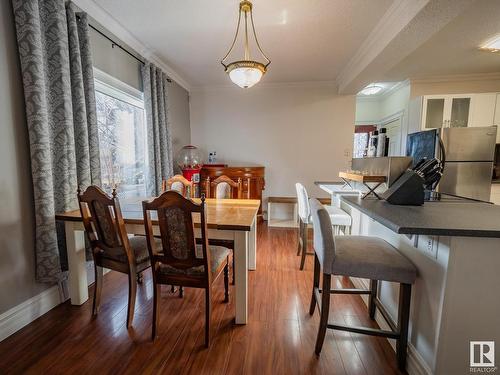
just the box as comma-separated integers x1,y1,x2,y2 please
78,16,172,83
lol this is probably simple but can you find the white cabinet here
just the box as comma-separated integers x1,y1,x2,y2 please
470,93,497,127
491,184,500,205
422,95,473,129
494,93,500,143
421,93,499,131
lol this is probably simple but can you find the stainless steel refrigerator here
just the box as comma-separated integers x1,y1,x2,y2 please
406,126,497,201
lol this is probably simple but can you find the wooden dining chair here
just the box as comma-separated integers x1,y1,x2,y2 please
205,175,245,199
142,191,230,346
205,174,246,284
162,174,193,197
77,185,151,328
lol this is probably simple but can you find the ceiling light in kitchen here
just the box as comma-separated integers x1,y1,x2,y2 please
359,84,384,96
479,35,500,53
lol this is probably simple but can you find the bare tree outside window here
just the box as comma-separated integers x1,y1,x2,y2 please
95,89,147,198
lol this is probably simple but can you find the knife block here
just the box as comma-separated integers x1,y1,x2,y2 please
381,170,425,206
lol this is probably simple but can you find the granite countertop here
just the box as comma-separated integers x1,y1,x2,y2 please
341,196,500,238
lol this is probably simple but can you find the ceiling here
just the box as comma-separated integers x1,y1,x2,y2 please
382,0,500,81
93,0,393,88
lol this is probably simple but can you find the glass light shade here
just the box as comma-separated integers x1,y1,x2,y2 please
480,35,500,53
360,85,383,96
228,67,263,88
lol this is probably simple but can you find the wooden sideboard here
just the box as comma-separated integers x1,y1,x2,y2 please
200,165,265,218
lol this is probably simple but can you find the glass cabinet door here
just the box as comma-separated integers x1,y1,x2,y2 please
424,98,445,128
449,97,471,127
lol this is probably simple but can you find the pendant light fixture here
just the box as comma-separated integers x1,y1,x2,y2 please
221,0,271,88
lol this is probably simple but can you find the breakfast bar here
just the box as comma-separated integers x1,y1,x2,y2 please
337,195,500,374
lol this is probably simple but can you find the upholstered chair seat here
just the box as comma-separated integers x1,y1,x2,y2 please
100,236,154,265
158,245,231,276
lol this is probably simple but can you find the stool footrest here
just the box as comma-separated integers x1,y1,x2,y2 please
326,323,399,339
318,287,370,295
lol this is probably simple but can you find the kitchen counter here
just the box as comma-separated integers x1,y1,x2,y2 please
341,195,500,238
338,194,500,374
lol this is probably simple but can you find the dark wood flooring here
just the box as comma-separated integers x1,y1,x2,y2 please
0,224,403,374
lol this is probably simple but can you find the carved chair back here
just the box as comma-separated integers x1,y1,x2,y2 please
142,191,210,277
162,174,193,198
77,186,133,263
205,175,243,199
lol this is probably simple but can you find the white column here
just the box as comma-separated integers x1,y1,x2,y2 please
65,221,88,305
234,230,248,324
248,217,257,270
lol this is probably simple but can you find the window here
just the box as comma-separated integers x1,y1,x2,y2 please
94,73,148,198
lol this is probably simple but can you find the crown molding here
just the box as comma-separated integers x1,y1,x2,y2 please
190,80,339,93
337,0,429,94
73,0,191,92
410,72,500,84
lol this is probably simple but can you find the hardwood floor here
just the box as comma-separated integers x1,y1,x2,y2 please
0,224,403,374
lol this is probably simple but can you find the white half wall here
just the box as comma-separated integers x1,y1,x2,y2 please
190,84,355,200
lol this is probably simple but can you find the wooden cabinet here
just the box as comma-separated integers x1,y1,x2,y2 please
200,165,265,218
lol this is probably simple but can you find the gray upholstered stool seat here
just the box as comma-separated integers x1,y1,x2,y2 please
331,236,416,284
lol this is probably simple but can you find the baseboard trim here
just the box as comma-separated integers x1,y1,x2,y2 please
350,277,432,375
0,285,62,342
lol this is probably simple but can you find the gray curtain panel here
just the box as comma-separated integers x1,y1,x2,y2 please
12,0,101,283
142,62,174,196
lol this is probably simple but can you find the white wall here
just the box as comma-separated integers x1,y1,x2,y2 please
380,84,410,120
355,99,381,124
355,83,410,125
190,84,355,199
355,84,411,156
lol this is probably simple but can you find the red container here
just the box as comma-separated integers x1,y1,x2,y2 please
182,167,202,184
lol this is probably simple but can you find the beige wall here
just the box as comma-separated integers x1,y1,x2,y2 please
89,28,142,91
410,77,500,98
190,84,355,200
168,80,191,172
0,1,50,314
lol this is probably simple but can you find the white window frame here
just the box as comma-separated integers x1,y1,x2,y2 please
93,67,144,109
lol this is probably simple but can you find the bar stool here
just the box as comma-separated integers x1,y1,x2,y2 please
308,198,417,371
295,183,352,270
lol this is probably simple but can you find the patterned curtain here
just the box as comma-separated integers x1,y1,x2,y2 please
142,62,174,196
12,0,101,283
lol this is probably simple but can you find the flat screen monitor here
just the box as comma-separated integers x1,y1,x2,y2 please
406,129,438,168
